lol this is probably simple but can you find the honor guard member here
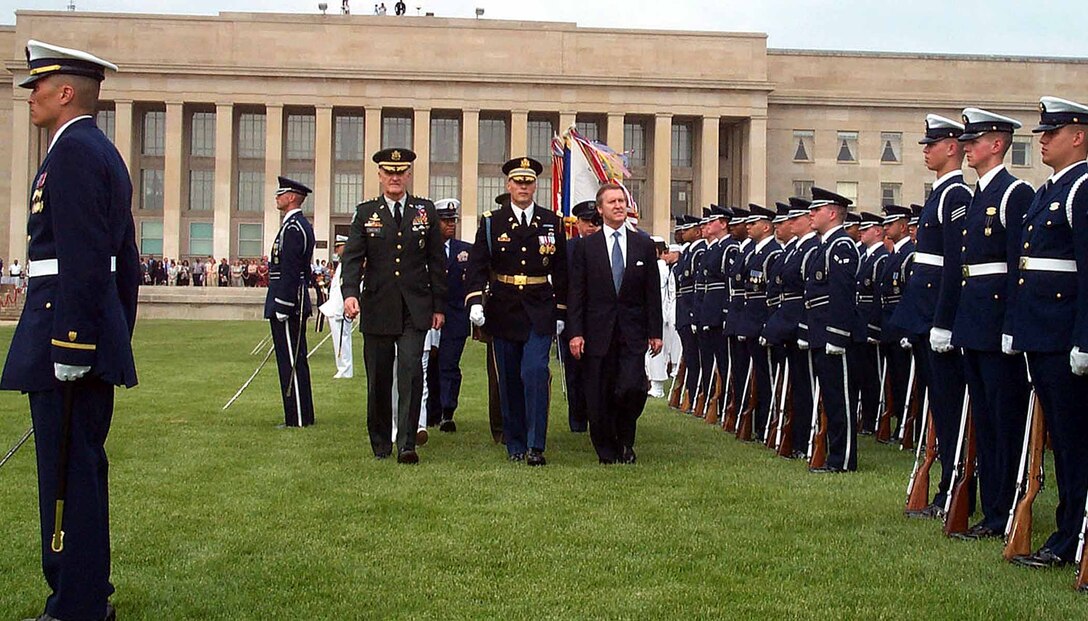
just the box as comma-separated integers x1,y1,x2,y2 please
559,199,601,431
877,204,915,440
1004,97,1088,567
687,210,713,414
265,177,317,428
908,204,922,242
694,205,732,419
843,211,863,245
804,187,861,472
0,40,138,621
435,198,472,431
722,207,752,425
673,214,704,411
341,148,447,464
465,157,568,465
736,204,782,440
762,203,795,330
934,108,1034,539
320,235,354,378
894,114,972,518
850,212,888,435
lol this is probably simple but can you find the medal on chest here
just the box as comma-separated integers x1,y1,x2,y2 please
984,206,997,237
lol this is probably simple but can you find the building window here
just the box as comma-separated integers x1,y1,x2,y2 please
575,120,599,142
429,175,460,202
536,177,553,210
430,117,461,164
97,109,115,144
1012,136,1032,167
238,113,266,159
477,175,505,214
189,222,213,256
140,221,163,256
142,110,165,156
333,173,363,214
626,179,645,211
924,183,933,199
140,169,164,210
238,223,263,258
793,179,814,198
528,119,556,164
382,114,412,149
334,115,365,162
836,131,858,163
237,171,264,212
880,132,902,163
624,122,646,167
671,121,693,168
286,113,316,161
191,112,216,158
289,172,315,198
479,118,508,164
189,170,214,211
718,178,729,205
881,182,901,206
671,180,692,214
836,181,858,206
792,130,814,162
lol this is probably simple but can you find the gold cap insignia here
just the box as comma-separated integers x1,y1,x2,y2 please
520,158,530,168
391,150,402,161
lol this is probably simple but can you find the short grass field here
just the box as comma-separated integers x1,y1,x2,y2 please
0,319,1084,619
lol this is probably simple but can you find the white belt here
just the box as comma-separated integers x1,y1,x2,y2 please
962,262,1006,278
914,252,944,267
28,256,117,278
1020,257,1077,273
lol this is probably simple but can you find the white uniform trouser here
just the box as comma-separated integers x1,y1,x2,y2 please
327,316,354,378
663,322,682,376
391,329,440,441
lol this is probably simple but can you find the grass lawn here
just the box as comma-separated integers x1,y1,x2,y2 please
0,319,1083,619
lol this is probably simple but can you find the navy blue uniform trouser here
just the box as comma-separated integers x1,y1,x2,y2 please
30,379,115,621
493,331,552,455
961,348,1029,530
1027,352,1088,559
438,334,468,418
744,337,775,440
790,346,815,455
814,348,858,471
678,327,700,404
728,336,751,416
922,339,965,508
847,342,880,432
270,316,314,428
881,344,911,438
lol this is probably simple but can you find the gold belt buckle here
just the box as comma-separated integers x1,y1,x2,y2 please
513,274,527,286
961,266,970,278
1019,257,1027,270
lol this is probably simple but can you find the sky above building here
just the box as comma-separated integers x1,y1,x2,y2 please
2,0,1086,58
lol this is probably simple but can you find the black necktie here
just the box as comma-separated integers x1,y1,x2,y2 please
519,211,527,227
393,201,402,227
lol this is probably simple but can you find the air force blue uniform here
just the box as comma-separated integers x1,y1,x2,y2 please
737,233,782,440
878,234,915,439
851,241,887,434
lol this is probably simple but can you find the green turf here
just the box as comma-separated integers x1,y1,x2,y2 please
0,319,1082,619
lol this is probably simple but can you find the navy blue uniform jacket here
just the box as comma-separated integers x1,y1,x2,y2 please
443,237,473,341
264,210,315,319
804,227,860,349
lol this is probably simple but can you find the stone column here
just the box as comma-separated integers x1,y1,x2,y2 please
744,116,768,208
559,111,576,135
698,115,720,209
510,109,528,158
162,101,184,260
114,100,135,178
363,107,382,200
263,104,284,253
606,112,625,153
313,105,334,260
213,103,234,260
7,100,31,262
460,109,480,240
651,113,673,237
412,107,431,197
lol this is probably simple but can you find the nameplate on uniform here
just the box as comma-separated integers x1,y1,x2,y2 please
365,213,383,236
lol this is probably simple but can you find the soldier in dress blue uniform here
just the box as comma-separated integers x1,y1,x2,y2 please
693,205,732,419
894,114,972,518
434,198,472,432
722,207,752,426
759,202,797,444
672,214,704,411
934,108,1034,539
1,40,137,621
804,187,861,472
877,204,915,441
1005,97,1088,566
264,176,316,428
465,157,567,466
849,212,888,435
843,211,863,246
559,199,601,432
736,204,782,441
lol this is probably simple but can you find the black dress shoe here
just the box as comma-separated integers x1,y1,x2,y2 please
1012,548,1070,569
508,452,525,462
904,503,944,520
439,419,457,433
397,449,419,464
27,603,115,621
859,429,874,436
951,523,1001,540
526,449,547,467
374,451,391,460
622,447,637,464
789,450,806,460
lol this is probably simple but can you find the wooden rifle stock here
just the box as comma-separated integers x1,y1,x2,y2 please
706,369,723,425
875,361,894,443
944,404,975,537
905,395,936,513
808,397,828,470
736,366,757,441
1003,391,1046,561
776,381,794,457
668,359,686,409
722,361,740,433
765,360,783,449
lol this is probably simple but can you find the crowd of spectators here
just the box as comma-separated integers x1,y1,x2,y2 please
140,256,272,287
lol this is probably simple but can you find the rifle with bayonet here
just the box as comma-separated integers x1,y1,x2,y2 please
1003,389,1045,561
943,394,975,537
735,365,756,442
904,389,935,513
667,358,686,409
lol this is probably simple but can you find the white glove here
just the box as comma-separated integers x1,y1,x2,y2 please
900,337,912,350
738,335,747,342
826,343,846,356
798,339,809,350
54,363,90,382
1072,347,1088,376
758,336,768,347
276,312,288,322
469,304,486,327
1001,334,1020,356
929,327,953,353
866,337,879,345
556,320,565,336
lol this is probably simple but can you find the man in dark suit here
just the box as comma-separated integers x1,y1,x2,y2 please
341,148,447,464
264,176,316,428
434,198,471,432
568,183,663,464
1,40,138,621
559,200,602,432
465,157,567,466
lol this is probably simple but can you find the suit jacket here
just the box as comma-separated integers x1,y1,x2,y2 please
442,237,473,341
804,227,860,349
340,193,447,335
264,210,315,319
1,117,139,392
568,227,662,358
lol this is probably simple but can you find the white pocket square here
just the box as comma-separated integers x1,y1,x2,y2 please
635,260,644,266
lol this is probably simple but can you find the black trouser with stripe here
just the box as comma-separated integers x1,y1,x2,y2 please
270,315,314,428
814,348,857,471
